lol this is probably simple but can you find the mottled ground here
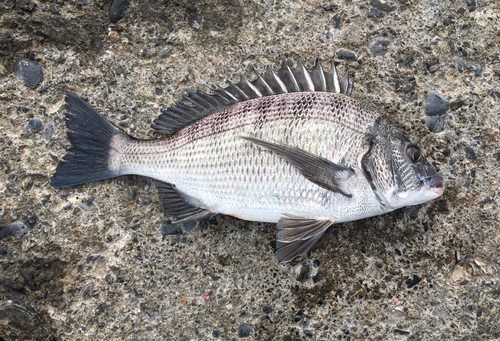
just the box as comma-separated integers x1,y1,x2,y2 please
1,0,499,340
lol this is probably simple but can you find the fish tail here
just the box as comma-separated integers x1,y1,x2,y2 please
51,92,128,188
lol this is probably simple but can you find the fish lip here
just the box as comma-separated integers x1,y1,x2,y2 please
422,175,444,195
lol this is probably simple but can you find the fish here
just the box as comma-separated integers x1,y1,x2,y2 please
51,58,443,262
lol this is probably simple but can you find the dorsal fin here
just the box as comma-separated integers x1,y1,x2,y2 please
151,58,354,135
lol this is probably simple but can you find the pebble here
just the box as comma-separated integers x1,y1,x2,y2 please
188,13,202,30
159,45,173,59
109,0,130,23
14,58,44,88
465,147,477,159
160,220,180,235
370,0,395,12
50,5,59,14
237,323,254,338
43,122,54,140
366,7,383,17
405,274,422,288
336,49,356,60
139,196,152,205
425,91,448,116
0,247,7,255
23,117,43,133
370,38,390,56
453,57,482,75
294,262,310,283
0,220,34,240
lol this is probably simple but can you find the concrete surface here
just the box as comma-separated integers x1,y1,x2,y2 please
0,0,499,340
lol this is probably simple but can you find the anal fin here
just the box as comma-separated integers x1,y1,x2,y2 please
154,180,213,222
276,214,332,262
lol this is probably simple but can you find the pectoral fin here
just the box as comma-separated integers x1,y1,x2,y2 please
276,214,333,262
241,136,355,197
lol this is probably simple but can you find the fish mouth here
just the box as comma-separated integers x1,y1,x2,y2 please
422,175,444,196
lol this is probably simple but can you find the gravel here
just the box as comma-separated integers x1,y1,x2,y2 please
14,58,44,88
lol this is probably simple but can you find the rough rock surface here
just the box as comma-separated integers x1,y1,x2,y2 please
1,0,499,340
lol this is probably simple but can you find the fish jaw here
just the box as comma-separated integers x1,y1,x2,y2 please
386,185,443,209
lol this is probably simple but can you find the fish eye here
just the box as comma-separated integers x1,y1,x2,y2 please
406,145,422,163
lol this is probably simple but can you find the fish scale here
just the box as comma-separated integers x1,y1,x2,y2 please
51,58,443,262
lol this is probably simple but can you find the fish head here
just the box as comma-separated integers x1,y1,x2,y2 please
363,125,443,210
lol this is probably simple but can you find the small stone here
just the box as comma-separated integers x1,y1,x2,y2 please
212,330,219,337
405,274,422,288
159,45,173,59
430,37,440,45
0,220,35,240
336,49,356,60
139,196,152,205
14,58,44,88
188,13,202,30
371,38,390,56
366,6,383,17
50,5,59,14
160,221,180,235
0,247,7,255
425,91,448,116
294,262,310,283
151,2,165,10
23,117,43,133
76,0,87,6
426,116,445,133
370,0,395,12
181,221,197,233
109,0,130,23
465,147,477,159
237,323,254,338
453,57,482,75
403,83,413,92
263,305,273,314
43,122,54,140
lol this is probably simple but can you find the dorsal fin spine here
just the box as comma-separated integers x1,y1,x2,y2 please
151,58,354,135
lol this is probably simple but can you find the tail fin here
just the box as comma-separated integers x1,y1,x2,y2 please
51,92,127,188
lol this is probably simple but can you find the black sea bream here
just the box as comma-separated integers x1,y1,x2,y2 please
51,58,443,262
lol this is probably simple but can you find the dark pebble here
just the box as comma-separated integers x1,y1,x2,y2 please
453,57,482,75
43,122,54,140
50,5,59,14
14,58,44,88
332,10,344,29
405,274,422,288
336,49,356,60
371,38,390,56
159,45,173,59
403,83,413,92
366,6,383,17
425,91,448,116
237,323,254,338
263,305,273,314
188,13,202,30
212,330,219,337
394,329,410,335
294,263,310,283
323,4,338,11
109,0,130,23
9,332,18,339
98,322,105,328
465,147,477,159
282,334,293,341
1,262,9,270
181,221,197,233
155,87,163,96
0,247,7,255
370,0,395,12
77,0,87,6
48,152,59,161
151,2,165,10
457,155,465,161
23,117,43,133
426,116,445,133
160,221,180,235
304,330,313,337
105,274,114,284
0,219,34,240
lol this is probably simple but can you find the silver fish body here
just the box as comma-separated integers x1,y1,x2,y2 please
52,59,443,261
